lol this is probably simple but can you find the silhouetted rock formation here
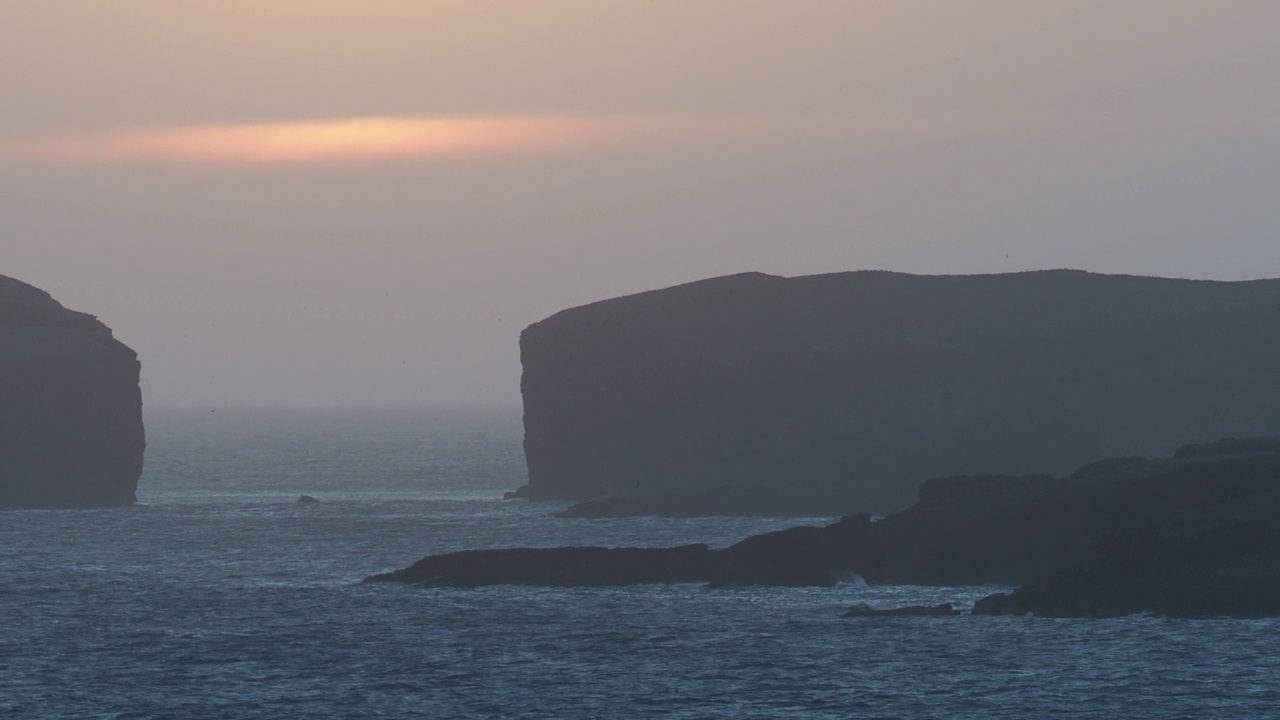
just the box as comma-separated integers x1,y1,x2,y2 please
971,524,1280,618
0,275,144,507
973,455,1280,617
843,603,958,618
366,544,718,587
513,270,1280,516
373,438,1280,617
555,484,821,519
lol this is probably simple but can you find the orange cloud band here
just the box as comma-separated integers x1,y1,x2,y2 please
0,115,727,165
0,110,1218,166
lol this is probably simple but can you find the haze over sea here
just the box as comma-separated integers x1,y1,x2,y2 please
3,407,1278,719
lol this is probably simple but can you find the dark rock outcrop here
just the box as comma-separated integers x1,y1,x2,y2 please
373,438,1280,617
555,484,825,519
972,519,1280,618
843,602,958,618
0,275,144,507
954,444,1280,621
515,270,1280,516
366,544,718,587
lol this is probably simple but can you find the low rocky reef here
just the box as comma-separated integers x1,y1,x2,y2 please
844,603,959,618
0,275,145,507
554,484,829,519
371,436,1280,618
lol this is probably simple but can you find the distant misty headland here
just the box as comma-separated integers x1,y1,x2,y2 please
512,269,1280,518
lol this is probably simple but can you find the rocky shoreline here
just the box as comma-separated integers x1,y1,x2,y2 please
371,436,1280,618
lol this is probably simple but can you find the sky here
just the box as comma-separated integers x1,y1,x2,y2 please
3,1,1278,407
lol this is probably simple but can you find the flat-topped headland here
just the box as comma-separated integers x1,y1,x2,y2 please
0,275,145,507
512,270,1280,517
371,436,1280,618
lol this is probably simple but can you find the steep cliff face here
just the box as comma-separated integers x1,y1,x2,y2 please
516,270,1280,515
0,275,145,507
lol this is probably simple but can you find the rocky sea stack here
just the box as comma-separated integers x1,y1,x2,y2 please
0,275,145,507
514,270,1280,517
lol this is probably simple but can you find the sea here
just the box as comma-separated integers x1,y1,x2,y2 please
2,406,1278,719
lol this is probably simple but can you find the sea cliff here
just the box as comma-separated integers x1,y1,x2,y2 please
0,275,145,507
514,270,1280,516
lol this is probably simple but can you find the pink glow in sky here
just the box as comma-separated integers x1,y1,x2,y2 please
3,1,1278,406
0,115,773,165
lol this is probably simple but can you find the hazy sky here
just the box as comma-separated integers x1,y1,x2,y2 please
3,1,1278,406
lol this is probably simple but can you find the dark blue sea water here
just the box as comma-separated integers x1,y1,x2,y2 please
3,407,1279,719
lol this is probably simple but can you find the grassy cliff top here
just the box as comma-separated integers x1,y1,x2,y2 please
0,274,130,363
0,324,127,364
524,269,1280,355
0,274,109,333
